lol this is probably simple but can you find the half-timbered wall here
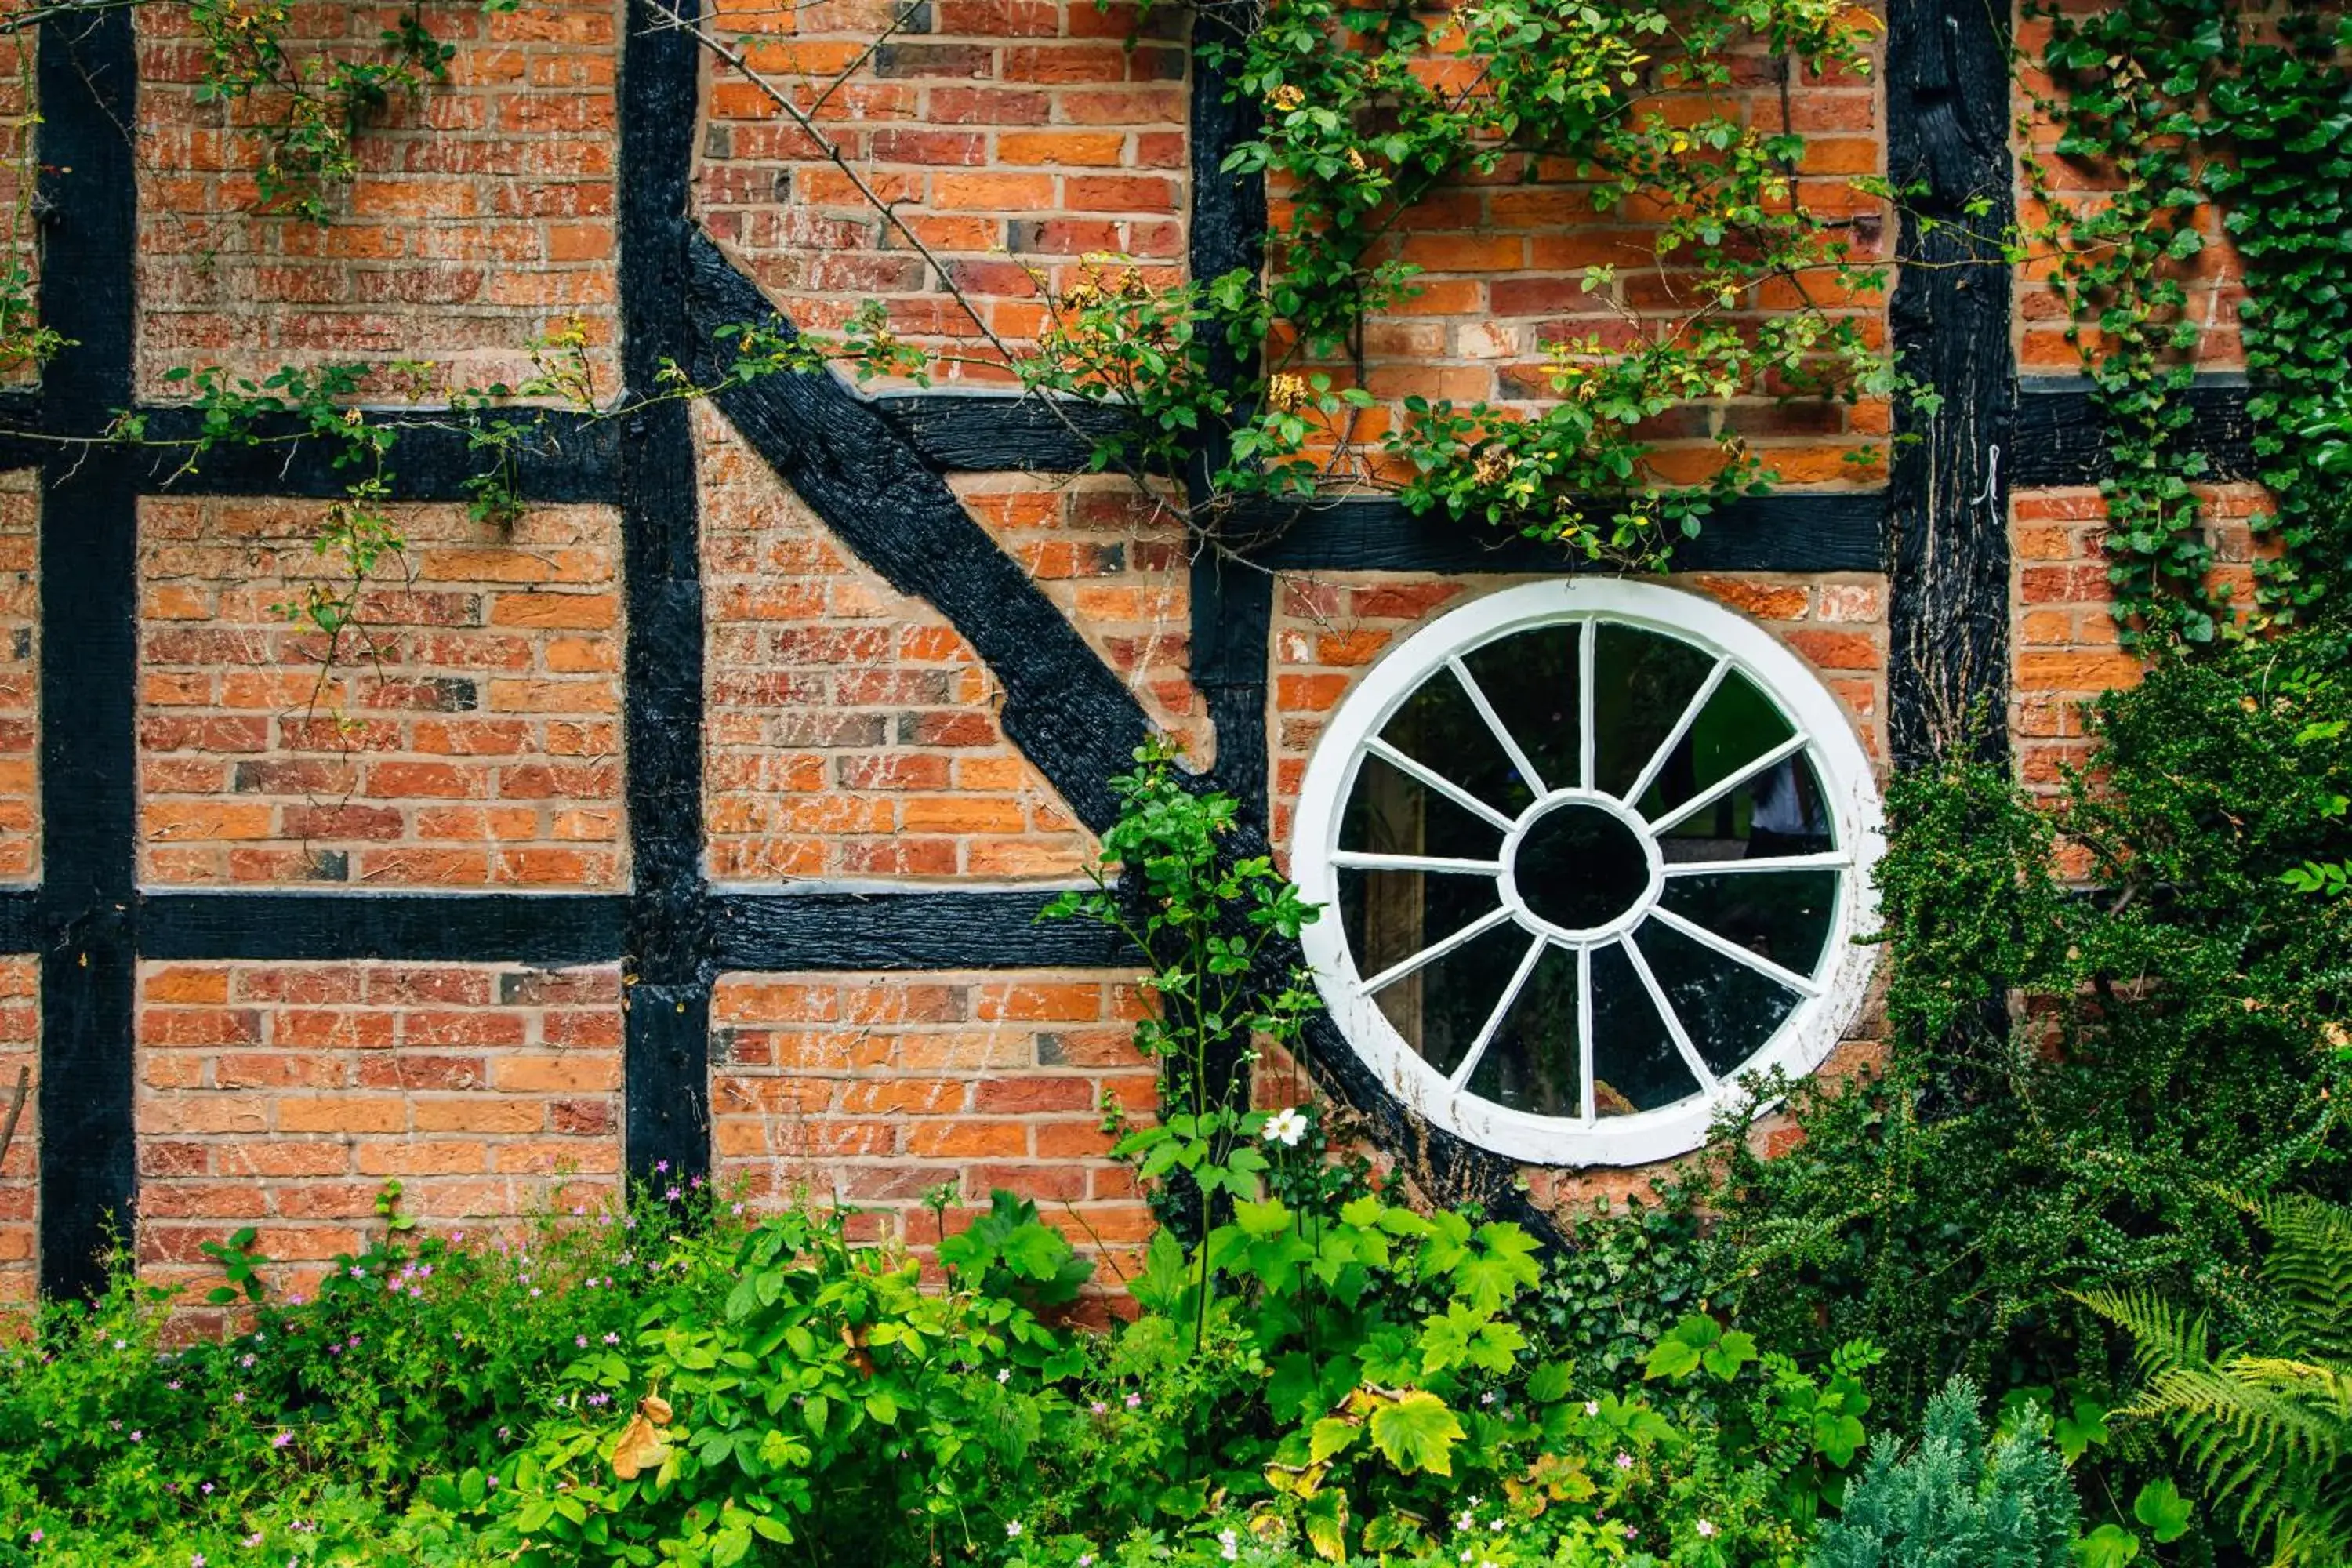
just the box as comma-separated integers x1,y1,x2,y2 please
0,0,2264,1302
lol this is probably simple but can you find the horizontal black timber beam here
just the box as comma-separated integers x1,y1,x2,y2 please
684,230,1151,833
2013,379,2256,488
122,406,621,503
710,890,1135,971
873,393,1130,473
140,892,630,964
1231,491,1886,574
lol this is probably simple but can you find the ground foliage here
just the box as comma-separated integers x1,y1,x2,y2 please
1686,615,2352,1559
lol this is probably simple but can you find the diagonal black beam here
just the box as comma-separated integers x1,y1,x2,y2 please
684,230,1152,834
34,2,140,1301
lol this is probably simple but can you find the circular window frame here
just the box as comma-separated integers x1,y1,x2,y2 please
1290,578,1884,1167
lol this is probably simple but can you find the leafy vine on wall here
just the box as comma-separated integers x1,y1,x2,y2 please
2024,0,2352,644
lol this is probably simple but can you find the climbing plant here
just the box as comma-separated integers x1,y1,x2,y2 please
2023,0,2352,644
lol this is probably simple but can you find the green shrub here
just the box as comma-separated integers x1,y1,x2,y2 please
2084,1194,2352,1566
1811,1377,2078,1568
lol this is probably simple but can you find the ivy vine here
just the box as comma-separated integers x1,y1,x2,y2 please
2024,0,2352,644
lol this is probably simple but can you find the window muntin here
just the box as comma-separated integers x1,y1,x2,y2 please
1292,579,1882,1167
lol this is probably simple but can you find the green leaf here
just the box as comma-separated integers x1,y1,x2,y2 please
1368,1391,1465,1476
2071,1523,2140,1568
2132,1479,2192,1544
1309,1417,1360,1464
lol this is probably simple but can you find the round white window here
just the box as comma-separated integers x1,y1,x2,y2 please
1291,579,1882,1167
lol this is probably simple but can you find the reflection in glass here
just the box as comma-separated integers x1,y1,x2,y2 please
1460,625,1581,794
1657,870,1836,976
1593,625,1720,800
1466,942,1580,1114
1591,942,1695,1113
1377,669,1537,816
1634,918,1801,1077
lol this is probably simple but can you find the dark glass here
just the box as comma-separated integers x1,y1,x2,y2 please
1358,914,1530,1079
1631,918,1799,1077
1657,869,1837,977
1592,624,1720,800
1591,942,1697,1113
1465,941,1580,1114
1514,803,1648,931
1458,624,1581,796
1651,750,1834,863
1339,753,1506,863
1632,669,1795,838
1376,669,1537,816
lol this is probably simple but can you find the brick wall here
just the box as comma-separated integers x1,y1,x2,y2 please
134,0,621,397
953,472,1208,758
138,496,625,887
0,472,34,883
695,0,1189,389
2009,482,2270,798
0,959,36,1312
699,408,1095,881
136,960,622,1294
710,970,1154,1270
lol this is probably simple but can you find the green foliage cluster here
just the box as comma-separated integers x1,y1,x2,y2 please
2027,0,2352,642
2085,1195,2352,1566
1685,615,2352,1559
1,1173,1882,1566
1811,1378,2079,1568
1019,0,1893,558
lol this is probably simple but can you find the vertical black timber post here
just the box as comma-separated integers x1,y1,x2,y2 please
1188,0,1272,821
35,6,140,1298
1885,0,2016,767
618,0,711,1186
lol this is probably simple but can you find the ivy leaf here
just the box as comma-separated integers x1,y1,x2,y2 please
2132,1479,2192,1544
1368,1390,1465,1476
2071,1523,2141,1568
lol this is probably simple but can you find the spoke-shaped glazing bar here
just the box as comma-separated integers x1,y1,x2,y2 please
1447,930,1548,1091
1621,656,1730,808
1645,731,1809,836
1619,929,1719,1094
1359,904,1515,996
1576,942,1596,1124
1577,616,1598,790
1646,904,1821,997
1448,656,1546,796
1660,850,1851,877
1363,737,1519,833
1330,850,1504,876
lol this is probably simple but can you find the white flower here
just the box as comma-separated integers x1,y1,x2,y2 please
1696,1519,1718,1539
1262,1107,1309,1146
1005,1521,1023,1539
1583,1399,1599,1416
1218,1529,1240,1562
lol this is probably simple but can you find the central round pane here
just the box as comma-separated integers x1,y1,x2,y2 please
1514,802,1650,931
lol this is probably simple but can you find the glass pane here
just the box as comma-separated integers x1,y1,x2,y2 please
1515,803,1649,931
1652,750,1834,862
1592,624,1719,800
1377,669,1537,817
1591,942,1698,1114
1657,870,1838,978
1633,669,1795,831
1344,913,1530,1078
1340,752,1506,862
1632,918,1799,1078
1457,624,1581,799
1466,942,1581,1115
